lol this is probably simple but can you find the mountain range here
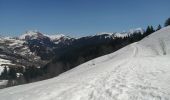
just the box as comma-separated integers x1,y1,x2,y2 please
0,26,169,100
0,28,144,87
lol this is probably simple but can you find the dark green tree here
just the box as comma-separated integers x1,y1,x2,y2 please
164,18,170,27
150,26,155,33
8,67,17,79
156,24,162,31
144,26,155,36
0,66,8,79
23,66,44,82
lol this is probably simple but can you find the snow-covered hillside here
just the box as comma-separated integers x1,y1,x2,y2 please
0,26,170,100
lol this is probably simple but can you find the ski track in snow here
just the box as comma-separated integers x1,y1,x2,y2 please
81,47,170,100
43,44,170,100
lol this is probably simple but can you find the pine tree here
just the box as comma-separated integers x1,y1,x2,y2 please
150,26,155,33
8,67,17,79
156,24,162,31
164,18,170,27
145,26,151,36
0,67,8,79
144,26,155,37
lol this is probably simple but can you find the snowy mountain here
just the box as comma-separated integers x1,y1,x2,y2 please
0,30,115,75
129,28,145,34
45,34,66,40
0,26,169,99
47,34,74,44
96,28,145,38
0,37,44,72
19,30,47,40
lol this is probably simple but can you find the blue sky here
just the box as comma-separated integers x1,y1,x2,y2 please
0,0,170,37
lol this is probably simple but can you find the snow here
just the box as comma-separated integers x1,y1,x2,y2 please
45,34,65,41
115,28,144,38
19,30,38,39
0,80,8,86
8,39,24,47
0,58,12,65
129,28,145,34
0,58,13,74
19,30,44,40
96,28,144,38
96,32,114,36
0,37,24,48
0,38,4,43
0,26,170,100
19,31,70,44
45,34,72,44
114,32,128,37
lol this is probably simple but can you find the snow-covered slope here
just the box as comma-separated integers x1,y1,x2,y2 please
0,27,170,100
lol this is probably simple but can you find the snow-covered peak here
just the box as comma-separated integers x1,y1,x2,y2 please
96,32,114,36
96,28,145,38
129,27,145,34
114,32,128,37
96,32,127,38
19,30,45,40
19,31,73,42
45,34,66,41
45,34,73,44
